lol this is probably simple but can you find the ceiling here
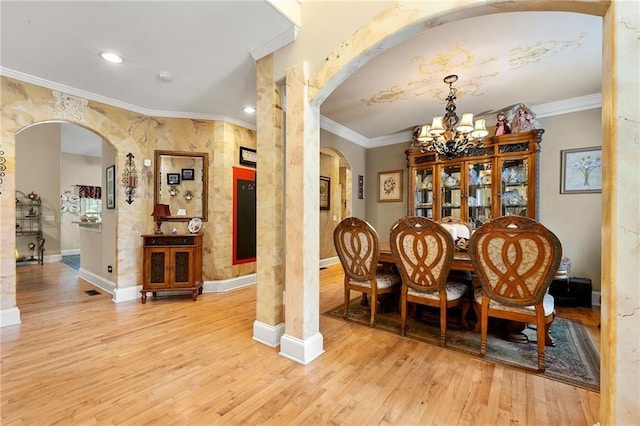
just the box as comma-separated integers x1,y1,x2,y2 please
1,2,602,149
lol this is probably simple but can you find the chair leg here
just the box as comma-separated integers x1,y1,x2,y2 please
400,286,407,336
536,308,546,372
439,299,446,347
343,285,350,320
369,289,377,328
480,297,490,357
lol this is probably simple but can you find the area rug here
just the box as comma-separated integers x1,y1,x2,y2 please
324,299,600,392
61,255,80,271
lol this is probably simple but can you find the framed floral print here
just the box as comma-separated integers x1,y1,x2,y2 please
377,169,403,202
560,147,602,194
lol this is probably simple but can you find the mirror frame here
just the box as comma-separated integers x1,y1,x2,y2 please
154,150,209,222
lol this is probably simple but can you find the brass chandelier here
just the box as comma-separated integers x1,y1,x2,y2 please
414,75,488,159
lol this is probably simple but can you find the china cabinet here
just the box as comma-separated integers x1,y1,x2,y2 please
141,233,203,303
15,191,45,264
406,129,544,229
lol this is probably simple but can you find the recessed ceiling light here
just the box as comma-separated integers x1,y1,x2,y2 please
99,51,124,64
243,106,256,114
157,72,174,82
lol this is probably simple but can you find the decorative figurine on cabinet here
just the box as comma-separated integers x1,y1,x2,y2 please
494,112,511,136
508,103,541,134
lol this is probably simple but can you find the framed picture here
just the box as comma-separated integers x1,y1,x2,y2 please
358,175,364,199
106,165,116,209
167,173,181,185
181,168,194,181
377,169,403,202
319,176,330,210
560,147,602,194
239,146,257,167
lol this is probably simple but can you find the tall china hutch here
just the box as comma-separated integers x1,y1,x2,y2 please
406,129,544,229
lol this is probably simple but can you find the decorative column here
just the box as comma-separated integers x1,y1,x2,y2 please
280,61,324,364
600,1,640,424
253,54,286,347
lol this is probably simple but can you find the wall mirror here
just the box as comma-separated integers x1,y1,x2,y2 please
154,150,209,221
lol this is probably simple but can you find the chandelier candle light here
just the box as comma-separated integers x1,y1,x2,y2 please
416,75,488,159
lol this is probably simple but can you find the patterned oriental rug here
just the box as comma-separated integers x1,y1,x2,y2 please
323,299,600,392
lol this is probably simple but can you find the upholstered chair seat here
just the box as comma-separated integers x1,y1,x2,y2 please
473,288,555,316
411,282,468,301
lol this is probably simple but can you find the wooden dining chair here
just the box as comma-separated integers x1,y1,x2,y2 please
469,216,562,371
333,217,401,327
389,216,468,346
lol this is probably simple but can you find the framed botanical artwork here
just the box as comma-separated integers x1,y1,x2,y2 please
239,146,257,167
167,173,181,185
358,175,364,199
181,168,194,181
319,176,330,210
106,165,116,209
560,147,602,194
377,170,403,202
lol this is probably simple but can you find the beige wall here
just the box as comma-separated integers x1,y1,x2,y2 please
15,123,62,257
538,109,602,291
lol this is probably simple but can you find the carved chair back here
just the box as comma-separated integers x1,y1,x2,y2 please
333,217,379,282
469,216,562,307
390,216,454,293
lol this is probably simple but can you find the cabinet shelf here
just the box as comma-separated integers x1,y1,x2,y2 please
15,192,45,265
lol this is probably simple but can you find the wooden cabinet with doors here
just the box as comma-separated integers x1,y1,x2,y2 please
141,233,203,303
406,129,544,229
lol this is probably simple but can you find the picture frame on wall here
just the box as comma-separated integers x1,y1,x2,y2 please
167,173,181,185
377,169,403,202
106,165,115,209
181,168,194,181
319,176,330,210
358,175,364,199
560,146,602,194
239,146,257,167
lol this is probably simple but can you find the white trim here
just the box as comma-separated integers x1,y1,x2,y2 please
320,256,340,269
320,115,370,147
203,273,256,293
113,285,142,303
592,290,601,307
279,332,324,365
0,67,256,131
532,93,602,118
78,268,116,297
0,307,22,327
253,320,285,347
250,27,299,61
45,254,62,263
61,249,80,256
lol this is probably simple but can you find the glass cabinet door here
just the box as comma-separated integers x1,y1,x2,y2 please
499,157,529,217
439,163,462,219
466,160,493,229
413,166,434,219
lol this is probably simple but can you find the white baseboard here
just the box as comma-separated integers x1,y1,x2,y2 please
78,268,116,298
253,320,285,347
203,273,256,293
44,254,62,263
113,285,142,303
592,290,601,307
0,307,22,327
61,249,80,256
279,332,324,365
320,256,339,269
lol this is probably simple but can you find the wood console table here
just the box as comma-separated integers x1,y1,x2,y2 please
141,233,203,303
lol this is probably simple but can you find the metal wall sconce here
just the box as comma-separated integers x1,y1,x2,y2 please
122,153,138,205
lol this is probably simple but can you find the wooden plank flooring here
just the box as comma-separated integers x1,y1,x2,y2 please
1,262,600,425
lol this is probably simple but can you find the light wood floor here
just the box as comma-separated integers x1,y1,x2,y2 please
2,262,600,425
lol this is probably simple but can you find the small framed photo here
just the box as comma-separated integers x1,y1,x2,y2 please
240,146,257,167
560,147,602,194
181,168,194,181
167,173,181,185
377,169,403,202
106,165,116,209
319,176,330,210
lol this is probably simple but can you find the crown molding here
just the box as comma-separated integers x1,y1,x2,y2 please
320,93,603,148
250,27,299,61
0,67,257,131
